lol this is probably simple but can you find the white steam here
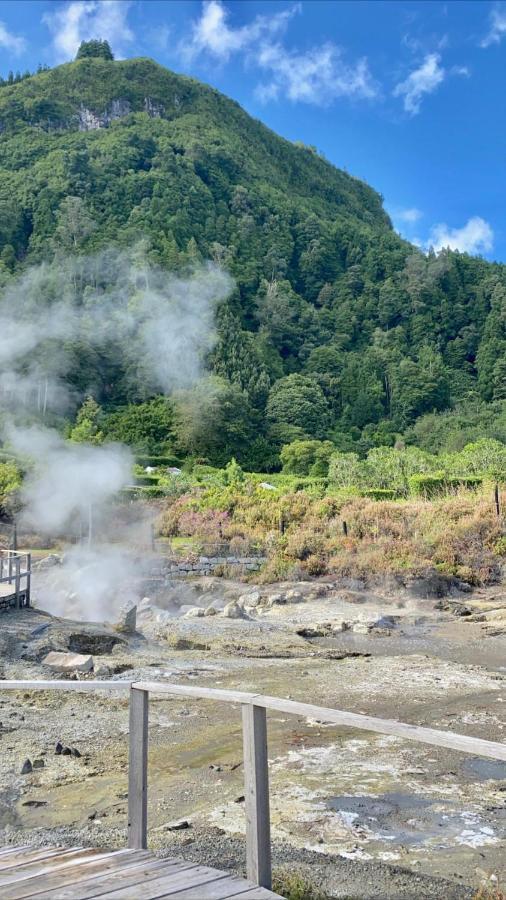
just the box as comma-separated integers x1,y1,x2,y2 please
0,247,233,622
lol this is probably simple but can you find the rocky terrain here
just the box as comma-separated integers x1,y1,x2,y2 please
0,567,505,899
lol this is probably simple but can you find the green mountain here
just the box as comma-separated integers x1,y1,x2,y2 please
0,53,505,466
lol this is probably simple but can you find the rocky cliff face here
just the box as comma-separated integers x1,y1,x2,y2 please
77,97,164,131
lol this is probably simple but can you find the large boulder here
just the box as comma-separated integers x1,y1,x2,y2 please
223,601,250,620
42,651,93,673
115,604,137,634
183,607,205,618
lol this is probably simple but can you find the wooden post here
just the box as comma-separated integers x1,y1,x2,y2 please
26,553,31,607
494,483,501,518
241,703,272,889
128,687,149,850
342,520,348,537
14,557,21,609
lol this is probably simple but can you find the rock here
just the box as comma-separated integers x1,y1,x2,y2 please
34,554,61,570
20,759,32,775
223,602,249,620
32,759,45,769
434,600,472,616
183,607,205,618
406,571,455,599
61,747,72,756
285,590,303,603
239,590,261,607
71,748,81,758
352,622,372,634
165,819,191,831
331,621,350,633
42,651,94,673
115,604,137,634
266,593,284,606
94,664,111,678
55,742,63,755
295,624,331,638
204,606,217,616
139,597,152,611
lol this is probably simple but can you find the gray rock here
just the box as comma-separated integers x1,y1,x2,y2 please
240,590,261,607
115,604,137,635
32,759,45,770
204,606,217,617
42,651,94,673
223,602,250,620
165,819,191,831
183,607,205,618
20,759,32,774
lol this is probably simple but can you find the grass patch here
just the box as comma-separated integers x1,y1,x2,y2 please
273,869,330,900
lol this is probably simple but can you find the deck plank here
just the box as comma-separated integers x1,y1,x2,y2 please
0,848,79,871
2,850,151,900
162,874,283,899
0,847,282,900
92,866,230,899
34,859,195,900
0,850,105,886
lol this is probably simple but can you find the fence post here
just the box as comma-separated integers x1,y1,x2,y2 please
14,557,21,610
242,703,272,889
128,686,149,849
26,553,31,607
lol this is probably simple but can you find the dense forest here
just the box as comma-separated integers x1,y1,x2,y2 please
0,43,505,470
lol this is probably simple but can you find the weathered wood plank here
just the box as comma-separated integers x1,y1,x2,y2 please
91,866,230,899
128,686,149,849
2,850,150,900
242,704,271,890
164,873,278,899
0,846,31,859
132,682,258,705
34,859,195,900
0,849,102,884
0,681,130,692
252,694,506,761
0,847,72,870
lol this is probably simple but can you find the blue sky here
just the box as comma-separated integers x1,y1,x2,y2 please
0,0,505,260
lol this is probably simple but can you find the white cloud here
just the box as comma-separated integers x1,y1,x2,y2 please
427,217,494,255
254,42,377,105
481,5,506,47
394,207,423,224
0,21,26,55
182,0,297,62
181,0,378,106
43,0,134,61
393,53,445,115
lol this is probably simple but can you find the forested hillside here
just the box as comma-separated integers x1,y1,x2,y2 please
0,48,505,469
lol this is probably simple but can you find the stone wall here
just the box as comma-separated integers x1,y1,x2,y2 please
164,555,267,577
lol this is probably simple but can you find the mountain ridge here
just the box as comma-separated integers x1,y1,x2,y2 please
0,54,504,466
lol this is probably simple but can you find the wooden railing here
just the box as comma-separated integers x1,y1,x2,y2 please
1,679,505,890
0,549,31,610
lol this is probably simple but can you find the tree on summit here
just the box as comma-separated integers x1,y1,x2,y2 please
76,40,114,61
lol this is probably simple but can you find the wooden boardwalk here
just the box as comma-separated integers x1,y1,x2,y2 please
0,846,283,899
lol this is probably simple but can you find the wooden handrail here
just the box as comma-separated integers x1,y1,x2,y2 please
1,678,505,890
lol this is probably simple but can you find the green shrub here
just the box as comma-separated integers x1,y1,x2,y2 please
135,455,182,468
409,474,483,498
361,488,399,500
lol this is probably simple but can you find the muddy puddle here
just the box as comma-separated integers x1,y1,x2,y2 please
317,617,506,671
327,790,505,850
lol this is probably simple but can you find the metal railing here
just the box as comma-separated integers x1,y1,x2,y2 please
1,679,505,890
0,549,31,610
